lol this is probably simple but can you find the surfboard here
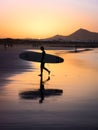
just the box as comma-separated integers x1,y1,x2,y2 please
19,89,63,99
19,51,64,63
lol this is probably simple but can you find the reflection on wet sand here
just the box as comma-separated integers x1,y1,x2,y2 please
19,75,63,103
68,48,93,53
0,46,98,130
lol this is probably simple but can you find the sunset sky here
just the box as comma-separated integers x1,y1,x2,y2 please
0,0,98,39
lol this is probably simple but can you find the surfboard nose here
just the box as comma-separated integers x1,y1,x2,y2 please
61,58,64,63
60,58,64,63
56,57,64,63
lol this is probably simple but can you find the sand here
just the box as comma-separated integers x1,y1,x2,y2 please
0,45,98,130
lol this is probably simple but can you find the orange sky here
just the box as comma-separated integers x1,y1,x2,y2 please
0,0,98,39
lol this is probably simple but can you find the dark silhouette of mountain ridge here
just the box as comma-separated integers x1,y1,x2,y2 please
44,28,98,42
66,28,98,41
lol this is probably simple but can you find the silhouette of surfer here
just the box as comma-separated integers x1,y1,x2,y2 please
39,75,50,103
39,46,50,76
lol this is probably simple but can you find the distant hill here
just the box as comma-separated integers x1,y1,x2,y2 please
44,28,98,42
44,35,66,41
66,28,98,41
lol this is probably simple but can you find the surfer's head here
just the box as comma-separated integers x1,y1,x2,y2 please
40,46,44,51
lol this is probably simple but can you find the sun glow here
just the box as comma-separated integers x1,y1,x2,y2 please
0,0,98,38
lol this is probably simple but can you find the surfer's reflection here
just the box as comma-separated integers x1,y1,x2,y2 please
39,75,50,103
19,75,63,103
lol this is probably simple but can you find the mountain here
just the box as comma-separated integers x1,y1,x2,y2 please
43,34,66,41
44,28,98,42
66,28,98,41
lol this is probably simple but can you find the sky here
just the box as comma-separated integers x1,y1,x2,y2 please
0,0,98,39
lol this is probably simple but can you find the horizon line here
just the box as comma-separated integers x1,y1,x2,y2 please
0,28,98,40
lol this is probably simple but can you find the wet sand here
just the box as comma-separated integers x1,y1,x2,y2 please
0,45,98,130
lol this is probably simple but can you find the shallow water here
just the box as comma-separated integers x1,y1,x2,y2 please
0,47,98,130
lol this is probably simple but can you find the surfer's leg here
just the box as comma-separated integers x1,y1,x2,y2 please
41,62,44,75
44,67,50,74
43,63,50,74
39,63,43,76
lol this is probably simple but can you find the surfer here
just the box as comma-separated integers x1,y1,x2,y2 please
39,46,50,76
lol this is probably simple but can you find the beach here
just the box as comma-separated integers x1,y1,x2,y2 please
0,45,98,130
